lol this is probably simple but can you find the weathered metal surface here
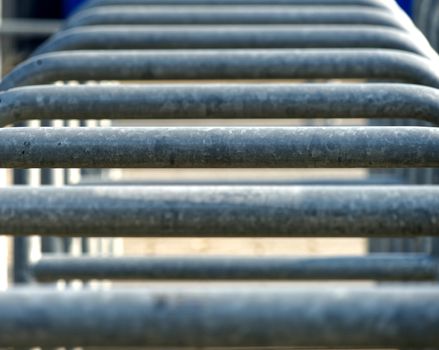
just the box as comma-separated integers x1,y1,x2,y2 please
65,6,406,29
1,286,439,347
2,1,439,346
40,144,63,256
12,123,31,285
33,26,433,57
1,83,439,126
12,236,30,283
78,0,391,9
2,49,438,90
32,254,439,281
0,186,439,237
77,176,405,186
2,127,439,168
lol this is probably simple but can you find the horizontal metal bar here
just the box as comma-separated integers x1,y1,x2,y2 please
1,186,439,237
79,0,391,9
66,6,406,29
2,83,439,126
77,176,405,186
33,26,433,58
2,127,439,169
1,286,439,347
64,6,436,66
31,254,439,281
3,49,438,90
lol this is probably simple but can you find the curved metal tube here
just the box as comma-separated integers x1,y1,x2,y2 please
2,126,439,169
1,185,439,236
32,25,435,59
31,254,439,281
65,6,407,30
3,49,439,91
1,83,439,127
78,0,391,9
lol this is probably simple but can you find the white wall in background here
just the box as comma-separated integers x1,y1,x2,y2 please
29,120,42,264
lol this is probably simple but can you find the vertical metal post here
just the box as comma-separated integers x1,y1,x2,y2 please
62,118,82,255
79,120,91,256
12,157,31,283
40,120,63,255
0,167,7,289
0,0,8,291
430,237,439,257
367,117,391,254
79,118,102,256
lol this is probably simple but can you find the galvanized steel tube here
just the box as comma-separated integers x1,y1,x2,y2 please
33,26,433,58
0,127,439,168
1,186,439,237
79,0,391,9
2,49,439,90
65,6,407,29
0,286,438,347
31,254,439,281
1,83,439,126
2,127,439,169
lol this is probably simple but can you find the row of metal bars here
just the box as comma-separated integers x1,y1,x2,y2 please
2,0,439,347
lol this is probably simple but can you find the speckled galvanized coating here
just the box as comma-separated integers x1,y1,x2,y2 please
65,6,407,29
33,26,432,57
32,254,439,281
1,127,439,168
0,186,438,236
0,286,438,347
3,49,437,91
1,83,439,126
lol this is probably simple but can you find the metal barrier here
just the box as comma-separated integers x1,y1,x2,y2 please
32,254,439,281
80,0,394,9
65,6,409,28
3,126,439,167
2,84,439,126
2,1,430,264
3,50,439,89
1,286,439,348
2,185,439,236
2,0,439,347
370,0,437,254
33,26,435,56
77,0,393,9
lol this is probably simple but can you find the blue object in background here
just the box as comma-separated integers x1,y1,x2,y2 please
63,0,87,17
397,0,413,17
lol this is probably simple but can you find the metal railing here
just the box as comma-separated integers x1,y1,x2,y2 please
2,0,439,348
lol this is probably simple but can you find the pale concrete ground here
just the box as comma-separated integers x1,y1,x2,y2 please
123,237,365,257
